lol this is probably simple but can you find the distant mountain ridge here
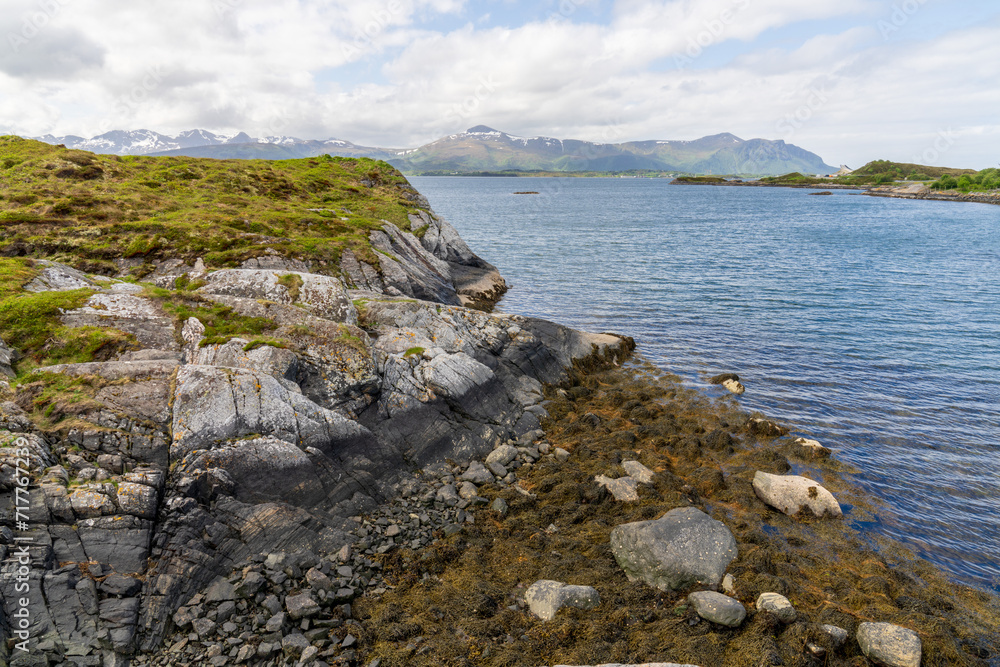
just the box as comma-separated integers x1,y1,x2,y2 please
32,126,835,175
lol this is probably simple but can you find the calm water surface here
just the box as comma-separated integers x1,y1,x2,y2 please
410,176,1000,593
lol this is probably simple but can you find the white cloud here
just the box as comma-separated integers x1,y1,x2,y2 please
0,0,997,167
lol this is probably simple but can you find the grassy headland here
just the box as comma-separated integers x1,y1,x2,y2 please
0,136,430,276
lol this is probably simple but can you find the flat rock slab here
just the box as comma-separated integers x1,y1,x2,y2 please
595,475,640,502
857,622,922,667
525,580,600,621
198,269,357,324
687,591,746,627
610,507,737,591
753,471,842,518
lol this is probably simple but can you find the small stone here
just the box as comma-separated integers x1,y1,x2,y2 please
621,460,655,484
486,445,518,467
342,633,357,648
265,612,286,633
794,437,832,458
553,448,570,462
595,474,640,502
820,624,849,647
756,592,796,623
687,591,746,628
191,617,217,639
490,498,508,516
458,481,479,500
856,622,922,667
385,524,401,537
525,580,601,621
486,461,507,478
721,574,736,596
281,633,309,658
299,645,319,663
460,461,494,484
305,568,333,592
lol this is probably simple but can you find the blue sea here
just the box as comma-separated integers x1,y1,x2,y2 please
410,176,1000,593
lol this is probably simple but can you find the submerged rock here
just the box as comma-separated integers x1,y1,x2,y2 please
525,580,601,621
610,507,738,591
856,622,922,667
709,372,745,395
752,471,842,518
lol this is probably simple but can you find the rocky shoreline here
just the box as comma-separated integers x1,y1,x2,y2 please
864,185,1000,206
0,162,998,667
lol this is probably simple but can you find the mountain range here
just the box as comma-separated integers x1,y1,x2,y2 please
33,126,835,175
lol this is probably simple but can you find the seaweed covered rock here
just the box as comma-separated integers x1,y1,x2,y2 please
525,580,601,621
609,507,738,591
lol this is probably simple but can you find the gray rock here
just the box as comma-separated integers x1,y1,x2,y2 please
423,352,495,399
436,484,459,504
687,591,746,627
709,373,745,395
525,580,601,621
281,632,310,658
820,624,849,647
285,593,320,620
99,597,141,652
486,444,519,467
595,475,640,502
554,448,571,462
265,612,286,633
24,261,101,292
490,498,508,516
794,437,832,458
61,288,179,351
752,471,842,518
0,337,16,378
191,617,217,639
171,365,375,458
610,507,738,591
101,574,142,597
458,481,479,500
204,578,236,603
856,622,922,667
192,338,298,382
198,269,357,324
69,489,116,518
721,574,736,596
460,461,494,484
622,460,655,484
116,482,158,520
756,592,796,623
486,461,508,478
305,567,333,592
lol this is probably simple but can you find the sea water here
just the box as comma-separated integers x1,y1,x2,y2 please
410,176,1000,593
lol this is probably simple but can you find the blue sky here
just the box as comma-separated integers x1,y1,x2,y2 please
1,0,998,168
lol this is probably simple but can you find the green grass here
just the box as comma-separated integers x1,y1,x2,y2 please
404,347,425,357
0,136,431,277
277,273,304,302
141,285,279,347
0,259,138,370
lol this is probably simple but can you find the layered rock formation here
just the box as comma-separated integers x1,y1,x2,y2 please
0,210,631,666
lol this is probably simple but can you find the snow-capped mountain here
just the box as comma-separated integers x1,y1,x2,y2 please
33,129,306,156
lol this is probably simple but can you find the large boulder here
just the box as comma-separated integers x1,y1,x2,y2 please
61,282,179,351
752,471,842,518
525,580,601,621
856,622,922,667
610,508,738,591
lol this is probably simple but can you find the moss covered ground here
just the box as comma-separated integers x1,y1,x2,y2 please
354,362,1000,667
0,136,430,275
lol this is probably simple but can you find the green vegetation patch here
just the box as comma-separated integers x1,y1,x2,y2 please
277,273,304,302
931,167,1000,192
13,371,108,430
758,172,829,186
671,175,727,184
0,136,431,276
142,285,278,347
0,259,138,370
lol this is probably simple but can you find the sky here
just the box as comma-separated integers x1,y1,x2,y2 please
0,0,998,169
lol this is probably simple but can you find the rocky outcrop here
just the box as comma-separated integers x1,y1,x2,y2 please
609,508,738,592
0,229,631,665
340,209,507,309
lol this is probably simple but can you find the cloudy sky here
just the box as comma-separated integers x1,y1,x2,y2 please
1,0,997,168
